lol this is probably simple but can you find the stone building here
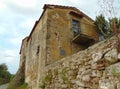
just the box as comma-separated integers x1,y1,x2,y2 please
20,4,98,89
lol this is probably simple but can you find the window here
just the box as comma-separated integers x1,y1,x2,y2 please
36,46,40,55
72,19,80,36
60,48,66,56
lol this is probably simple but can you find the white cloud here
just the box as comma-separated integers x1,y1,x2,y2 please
68,0,98,19
8,37,22,46
0,48,19,74
46,0,62,4
0,1,6,9
68,0,87,5
9,0,38,9
19,19,36,31
0,49,18,62
0,26,6,35
0,0,41,16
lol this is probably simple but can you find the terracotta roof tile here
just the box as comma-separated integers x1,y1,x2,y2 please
43,4,80,12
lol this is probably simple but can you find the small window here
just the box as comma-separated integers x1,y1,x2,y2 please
72,19,80,36
60,48,66,56
36,46,40,55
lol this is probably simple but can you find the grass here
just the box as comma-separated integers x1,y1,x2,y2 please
7,74,27,89
16,83,27,89
7,82,27,89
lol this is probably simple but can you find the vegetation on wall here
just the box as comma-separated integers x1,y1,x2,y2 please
61,67,72,88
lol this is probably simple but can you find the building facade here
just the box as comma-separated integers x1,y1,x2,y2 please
20,4,98,89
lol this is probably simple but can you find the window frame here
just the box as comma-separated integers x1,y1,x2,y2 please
72,19,80,36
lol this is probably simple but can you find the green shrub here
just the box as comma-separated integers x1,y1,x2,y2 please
0,63,11,85
7,82,28,89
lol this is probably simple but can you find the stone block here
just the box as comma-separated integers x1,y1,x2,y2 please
105,62,120,76
82,75,91,82
76,81,85,87
104,48,118,64
78,87,84,89
92,52,103,63
118,53,120,60
117,82,120,89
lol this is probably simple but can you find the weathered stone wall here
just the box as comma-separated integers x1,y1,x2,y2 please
40,34,120,89
20,10,48,89
46,7,98,64
46,8,73,64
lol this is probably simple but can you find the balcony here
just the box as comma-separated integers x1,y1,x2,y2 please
72,33,95,45
71,19,95,45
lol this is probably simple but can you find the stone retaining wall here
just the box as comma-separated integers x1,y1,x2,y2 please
40,35,120,89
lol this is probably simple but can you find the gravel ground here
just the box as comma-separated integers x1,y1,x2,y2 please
0,83,9,89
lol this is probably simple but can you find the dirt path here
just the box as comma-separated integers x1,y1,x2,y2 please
0,83,9,89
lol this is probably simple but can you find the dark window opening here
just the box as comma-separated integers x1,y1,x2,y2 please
37,46,40,55
60,48,66,56
72,19,80,36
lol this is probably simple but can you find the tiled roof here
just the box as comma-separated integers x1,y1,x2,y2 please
43,4,94,22
43,4,80,12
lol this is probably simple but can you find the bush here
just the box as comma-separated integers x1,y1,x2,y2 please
0,63,11,85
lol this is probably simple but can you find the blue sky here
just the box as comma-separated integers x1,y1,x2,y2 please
0,0,119,74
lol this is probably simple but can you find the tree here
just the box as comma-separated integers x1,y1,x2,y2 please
97,0,120,52
97,0,120,33
0,63,8,70
94,15,120,39
109,17,120,34
0,63,11,85
94,14,110,39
